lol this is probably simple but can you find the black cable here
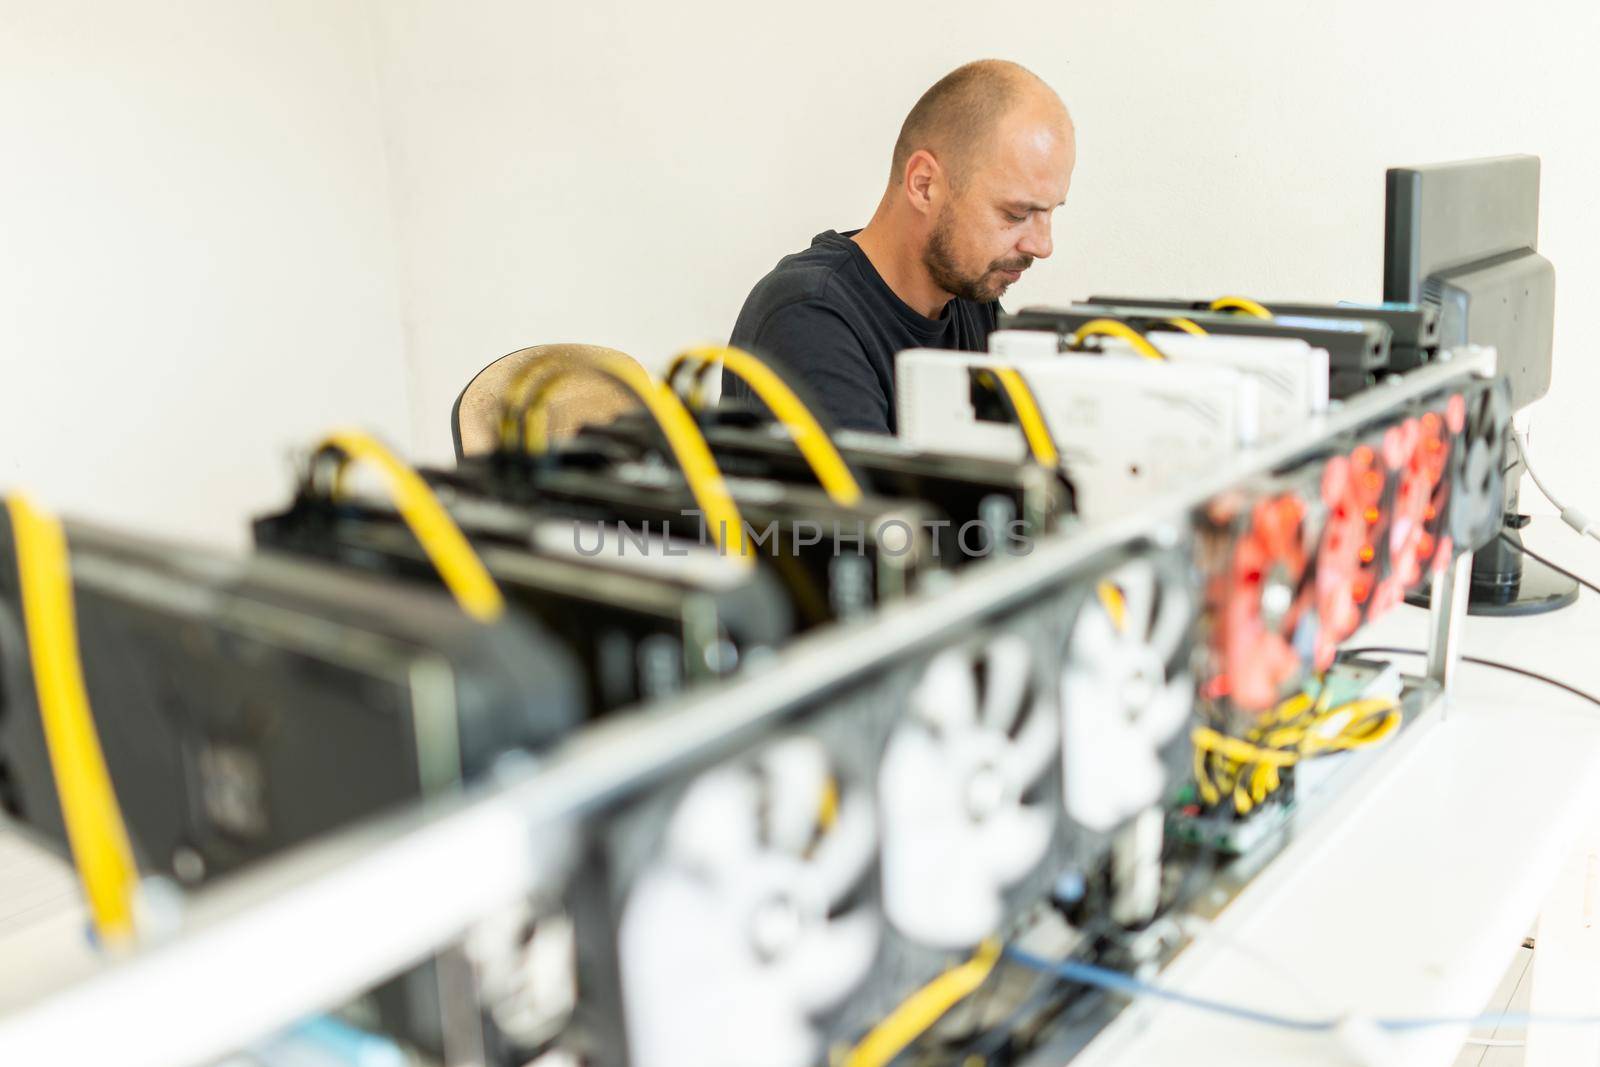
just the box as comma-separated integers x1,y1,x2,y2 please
1499,533,1600,598
1339,646,1600,710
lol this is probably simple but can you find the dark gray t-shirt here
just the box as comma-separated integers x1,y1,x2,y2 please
724,229,999,434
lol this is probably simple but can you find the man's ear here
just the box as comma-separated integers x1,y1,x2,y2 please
900,148,944,217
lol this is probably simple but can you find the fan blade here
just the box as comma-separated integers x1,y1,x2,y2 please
621,869,807,1067
1064,719,1155,831
760,738,832,857
982,804,1055,886
1070,599,1120,661
883,816,1000,949
915,648,980,734
999,692,1059,794
980,634,1033,736
1115,562,1157,643
783,909,882,1015
1136,674,1195,747
1258,501,1293,556
1062,672,1167,832
666,768,762,870
802,789,878,908
1235,533,1269,576
1144,575,1194,663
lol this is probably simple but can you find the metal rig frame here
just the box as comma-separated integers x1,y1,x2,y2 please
0,349,1495,1067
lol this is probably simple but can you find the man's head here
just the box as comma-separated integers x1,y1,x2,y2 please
887,60,1075,303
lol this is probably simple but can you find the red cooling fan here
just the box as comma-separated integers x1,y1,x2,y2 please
1313,443,1390,670
1216,493,1314,714
1371,407,1456,614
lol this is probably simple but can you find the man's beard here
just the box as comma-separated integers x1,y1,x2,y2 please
923,209,1033,304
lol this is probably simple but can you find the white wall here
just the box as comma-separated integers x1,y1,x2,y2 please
0,0,412,549
3,2,1594,546
369,0,1600,506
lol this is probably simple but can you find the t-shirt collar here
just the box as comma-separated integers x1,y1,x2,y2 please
823,229,955,339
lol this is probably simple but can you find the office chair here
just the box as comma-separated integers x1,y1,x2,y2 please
450,343,643,461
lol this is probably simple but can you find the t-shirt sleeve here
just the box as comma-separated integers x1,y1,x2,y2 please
727,301,893,435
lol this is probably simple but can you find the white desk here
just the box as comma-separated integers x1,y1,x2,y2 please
1075,519,1600,1067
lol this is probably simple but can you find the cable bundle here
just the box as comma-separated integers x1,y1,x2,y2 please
1192,683,1401,815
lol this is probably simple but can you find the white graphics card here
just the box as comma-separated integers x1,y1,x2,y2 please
896,348,1259,520
1063,333,1329,441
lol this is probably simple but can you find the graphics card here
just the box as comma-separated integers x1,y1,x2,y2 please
1024,330,1330,443
580,407,1078,564
1086,295,1440,371
442,452,939,630
255,484,794,713
896,348,1260,520
0,519,581,879
1003,304,1392,399
0,517,585,1060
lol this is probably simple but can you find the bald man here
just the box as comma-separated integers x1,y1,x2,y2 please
725,60,1075,434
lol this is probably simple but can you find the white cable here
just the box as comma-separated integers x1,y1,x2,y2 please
1512,429,1600,542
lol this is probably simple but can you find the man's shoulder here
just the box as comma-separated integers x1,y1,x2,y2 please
740,232,862,321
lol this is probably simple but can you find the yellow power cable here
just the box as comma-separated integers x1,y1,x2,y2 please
667,345,864,507
1067,319,1168,361
317,430,507,623
817,776,840,834
6,496,139,946
1190,727,1300,769
1096,581,1126,632
1209,296,1274,319
992,368,1060,468
842,939,1002,1067
1194,744,1220,807
499,351,752,564
1193,690,1401,814
972,367,1061,469
1159,317,1208,336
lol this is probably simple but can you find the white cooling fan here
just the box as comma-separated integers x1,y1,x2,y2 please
1060,560,1195,833
464,902,577,1054
618,736,880,1067
879,634,1059,948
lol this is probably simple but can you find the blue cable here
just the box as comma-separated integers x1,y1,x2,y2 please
1003,948,1600,1034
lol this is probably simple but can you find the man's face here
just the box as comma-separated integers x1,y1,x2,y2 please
922,112,1076,304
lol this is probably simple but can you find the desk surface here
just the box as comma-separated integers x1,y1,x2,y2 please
1072,520,1600,1066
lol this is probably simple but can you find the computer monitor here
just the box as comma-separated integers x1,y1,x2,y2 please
1385,154,1572,614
